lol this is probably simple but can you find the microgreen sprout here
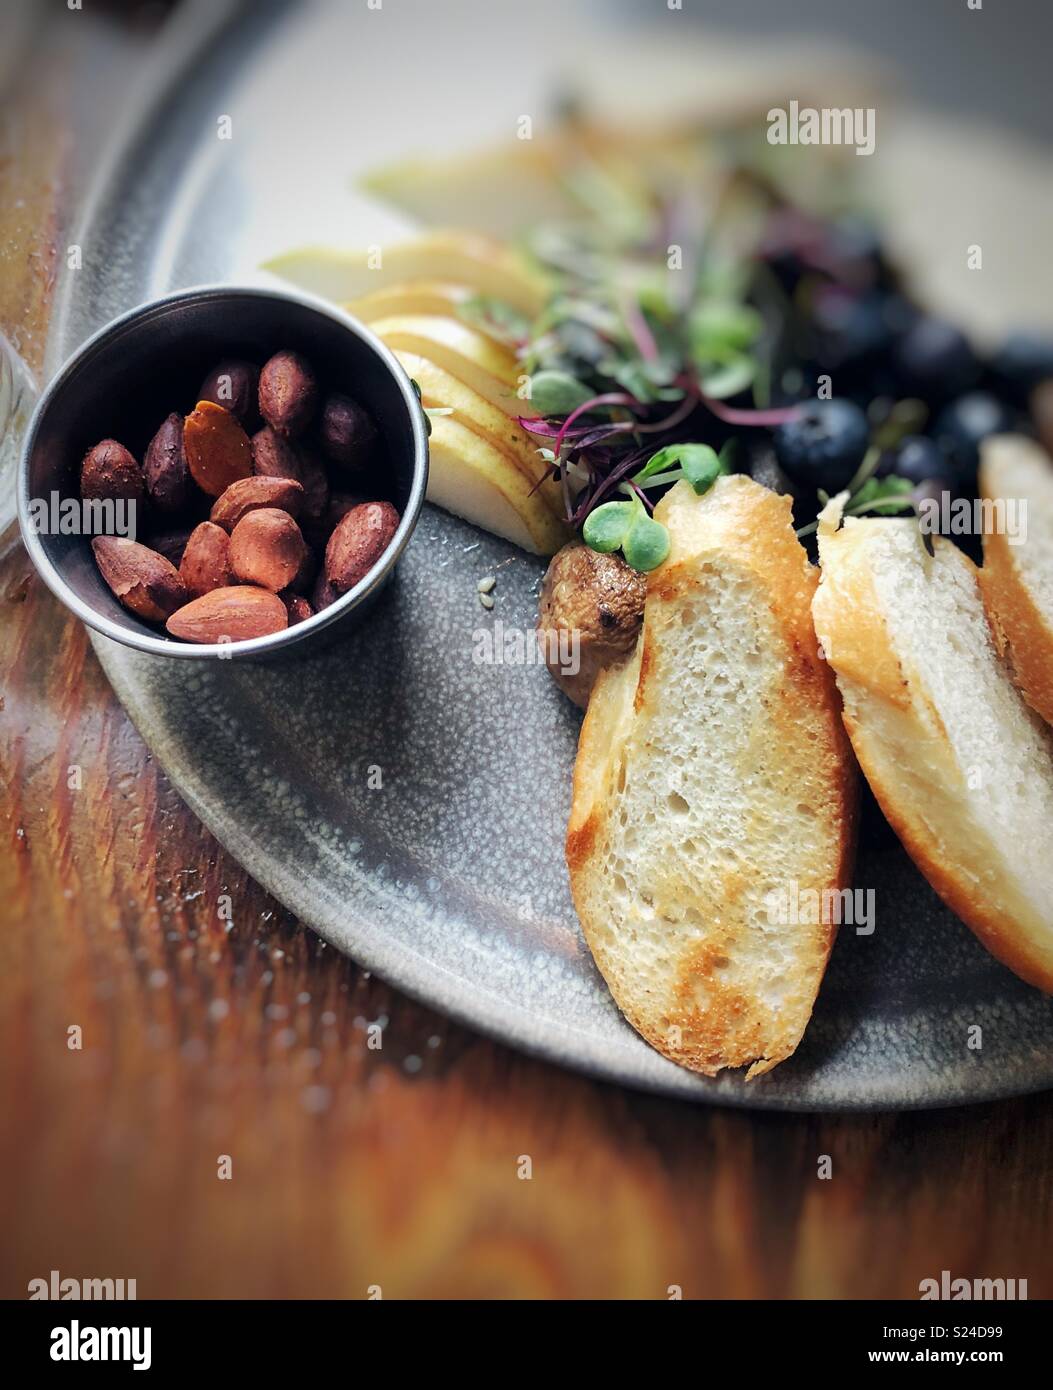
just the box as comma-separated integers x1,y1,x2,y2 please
500,178,806,549
796,453,917,538
582,494,670,572
460,295,532,347
580,440,732,571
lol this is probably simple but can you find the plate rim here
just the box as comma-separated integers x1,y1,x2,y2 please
54,0,1053,1115
92,632,1053,1114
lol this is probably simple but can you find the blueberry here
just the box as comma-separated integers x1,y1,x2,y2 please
880,294,920,338
824,217,894,288
847,366,900,411
774,398,870,492
879,435,954,487
893,316,979,399
933,392,1014,482
812,292,892,372
827,216,884,268
988,331,1053,405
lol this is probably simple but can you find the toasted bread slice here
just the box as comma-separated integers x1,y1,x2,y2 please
813,501,1053,991
978,434,1053,727
566,477,858,1078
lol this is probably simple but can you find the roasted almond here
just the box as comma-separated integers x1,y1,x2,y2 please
183,400,253,497
326,491,363,531
92,536,186,622
302,489,360,551
325,500,400,594
210,475,304,532
311,571,340,612
293,442,330,522
143,413,190,514
318,393,379,471
80,440,145,508
258,350,318,438
180,521,233,599
284,595,314,624
198,359,261,429
229,508,308,592
253,429,328,524
166,586,289,644
251,425,302,482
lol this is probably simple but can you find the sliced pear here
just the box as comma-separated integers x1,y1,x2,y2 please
426,415,569,556
394,350,564,521
360,126,717,238
362,148,577,240
370,314,532,418
263,232,546,317
346,280,486,329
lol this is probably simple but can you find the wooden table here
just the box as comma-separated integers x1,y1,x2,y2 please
2,11,1051,1303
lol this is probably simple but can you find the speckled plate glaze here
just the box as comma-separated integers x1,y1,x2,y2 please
59,0,1053,1108
92,514,1053,1110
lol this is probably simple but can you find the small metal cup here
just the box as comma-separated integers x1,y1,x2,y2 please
17,284,429,660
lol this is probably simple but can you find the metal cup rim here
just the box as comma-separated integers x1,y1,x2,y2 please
17,282,430,659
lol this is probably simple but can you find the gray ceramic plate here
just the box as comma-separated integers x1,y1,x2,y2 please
56,0,1053,1109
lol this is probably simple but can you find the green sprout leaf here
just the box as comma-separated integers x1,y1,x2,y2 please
631,444,685,485
691,300,764,353
583,496,671,573
696,351,756,400
553,318,609,366
797,474,917,539
718,436,742,471
583,500,635,553
679,445,725,495
631,442,727,495
529,369,596,417
622,512,671,571
847,475,916,516
606,357,681,403
460,294,532,345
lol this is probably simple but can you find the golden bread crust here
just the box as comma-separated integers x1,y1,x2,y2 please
977,477,1053,728
814,519,1053,993
567,477,858,1078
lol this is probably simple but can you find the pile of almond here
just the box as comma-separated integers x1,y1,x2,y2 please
82,349,400,644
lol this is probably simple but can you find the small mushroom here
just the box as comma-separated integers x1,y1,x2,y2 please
537,541,647,708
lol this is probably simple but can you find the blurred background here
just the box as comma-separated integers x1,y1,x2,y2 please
2,0,1050,386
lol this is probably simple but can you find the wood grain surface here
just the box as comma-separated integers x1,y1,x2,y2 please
3,485,1053,1304
1,7,1052,1305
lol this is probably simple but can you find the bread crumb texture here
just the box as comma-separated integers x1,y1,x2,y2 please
568,478,857,1078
